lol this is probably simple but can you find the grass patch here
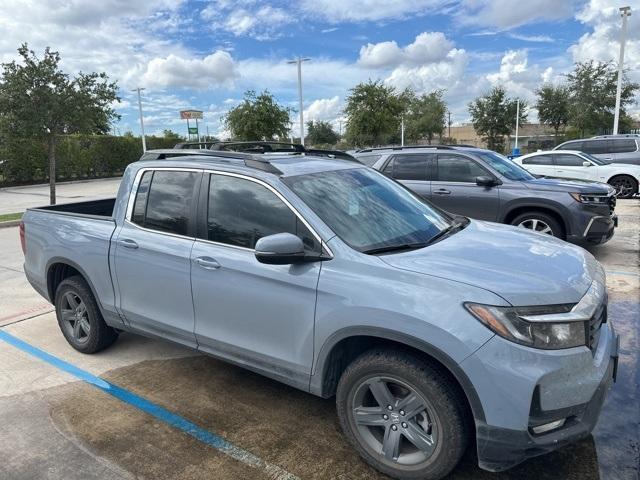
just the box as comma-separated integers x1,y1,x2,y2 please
0,212,23,223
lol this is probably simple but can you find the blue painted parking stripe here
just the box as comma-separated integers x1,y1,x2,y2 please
0,329,299,480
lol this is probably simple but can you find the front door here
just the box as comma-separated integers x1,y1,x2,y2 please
113,169,201,347
553,153,593,181
431,153,500,221
190,172,322,389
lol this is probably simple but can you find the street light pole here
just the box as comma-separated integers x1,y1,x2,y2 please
132,87,147,152
287,57,310,146
613,6,632,135
401,116,405,146
515,99,520,151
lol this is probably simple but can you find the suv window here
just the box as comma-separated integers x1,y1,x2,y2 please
131,170,198,236
523,154,553,165
611,139,637,153
554,154,585,166
207,174,320,252
557,141,583,151
436,154,488,182
390,154,432,181
582,140,610,155
357,154,382,166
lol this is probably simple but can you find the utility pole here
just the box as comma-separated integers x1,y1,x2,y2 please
287,57,310,145
448,111,451,138
401,116,405,146
132,87,146,152
613,6,632,135
514,99,520,154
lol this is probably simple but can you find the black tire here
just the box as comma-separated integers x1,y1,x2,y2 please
54,275,118,353
336,349,468,480
608,175,638,199
509,211,564,238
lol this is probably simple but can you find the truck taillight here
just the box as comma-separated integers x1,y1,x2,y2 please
19,221,26,254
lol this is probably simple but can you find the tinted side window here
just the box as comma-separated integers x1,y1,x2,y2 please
611,139,637,153
207,174,319,252
139,171,198,236
131,171,152,225
437,155,488,182
392,154,432,181
357,154,382,166
554,154,585,166
523,155,553,165
558,141,582,151
582,140,610,154
382,158,394,176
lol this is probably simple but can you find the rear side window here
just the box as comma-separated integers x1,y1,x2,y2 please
391,154,433,181
523,155,553,165
557,141,583,151
207,174,320,252
357,154,382,166
554,154,585,166
582,140,610,155
131,170,199,236
611,139,637,153
436,155,489,182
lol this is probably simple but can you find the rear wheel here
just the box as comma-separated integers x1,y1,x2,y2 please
336,350,468,480
510,211,563,238
54,275,118,353
608,175,638,199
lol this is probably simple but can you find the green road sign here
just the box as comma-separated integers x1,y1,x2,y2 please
188,127,198,134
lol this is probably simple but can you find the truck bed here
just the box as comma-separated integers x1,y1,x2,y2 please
29,198,116,220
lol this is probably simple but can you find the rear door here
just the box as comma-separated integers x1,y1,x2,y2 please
113,168,201,347
431,153,500,221
520,153,556,177
382,153,433,200
582,139,614,162
610,138,639,164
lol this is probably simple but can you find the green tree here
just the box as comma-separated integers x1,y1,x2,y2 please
565,61,639,136
306,120,339,146
344,80,409,147
223,90,291,141
536,84,570,143
0,44,119,203
468,86,527,153
405,90,447,144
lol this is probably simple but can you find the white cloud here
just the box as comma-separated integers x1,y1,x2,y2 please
140,51,237,89
508,33,554,43
358,32,455,69
299,0,445,23
459,0,574,29
385,49,469,93
202,2,294,40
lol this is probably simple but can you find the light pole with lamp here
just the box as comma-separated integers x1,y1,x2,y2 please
613,6,632,135
287,57,310,145
132,87,146,152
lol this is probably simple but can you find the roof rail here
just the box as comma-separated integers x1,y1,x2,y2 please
209,141,306,153
174,141,219,149
356,145,457,153
592,134,640,139
141,149,283,175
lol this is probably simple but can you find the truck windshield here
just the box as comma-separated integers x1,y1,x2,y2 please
283,168,453,253
475,151,535,181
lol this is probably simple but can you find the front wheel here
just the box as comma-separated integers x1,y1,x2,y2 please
609,175,638,199
336,350,468,480
510,211,563,238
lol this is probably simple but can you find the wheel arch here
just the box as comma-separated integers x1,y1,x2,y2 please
312,327,486,423
46,257,102,311
502,204,567,237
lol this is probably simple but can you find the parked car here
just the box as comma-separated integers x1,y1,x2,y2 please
554,134,640,166
514,150,640,198
358,145,618,245
22,151,618,480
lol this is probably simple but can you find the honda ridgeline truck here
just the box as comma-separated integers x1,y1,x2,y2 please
21,151,618,480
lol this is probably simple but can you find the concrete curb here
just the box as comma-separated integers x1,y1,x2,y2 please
0,220,21,229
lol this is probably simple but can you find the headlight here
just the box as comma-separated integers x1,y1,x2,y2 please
465,303,586,349
570,192,610,204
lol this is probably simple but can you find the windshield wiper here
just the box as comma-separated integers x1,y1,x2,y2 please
426,218,468,245
362,242,429,255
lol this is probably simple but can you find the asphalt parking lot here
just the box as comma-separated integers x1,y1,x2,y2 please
0,181,638,479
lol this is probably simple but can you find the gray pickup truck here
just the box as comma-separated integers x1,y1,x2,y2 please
22,151,618,480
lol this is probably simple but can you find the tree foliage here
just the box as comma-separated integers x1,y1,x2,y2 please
223,90,292,141
565,61,639,136
535,84,570,142
0,44,119,203
405,90,447,144
468,86,527,153
344,80,409,147
306,120,339,146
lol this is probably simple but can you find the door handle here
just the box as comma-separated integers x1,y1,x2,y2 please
118,239,139,249
194,256,221,270
433,189,451,195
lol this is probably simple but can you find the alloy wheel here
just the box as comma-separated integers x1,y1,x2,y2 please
60,292,91,343
517,218,554,235
610,177,636,199
351,376,438,466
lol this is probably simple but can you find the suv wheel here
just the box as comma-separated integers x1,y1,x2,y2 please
336,350,467,480
609,175,638,199
54,275,119,353
510,212,563,238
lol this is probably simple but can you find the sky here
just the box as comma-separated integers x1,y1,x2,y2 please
1,0,638,138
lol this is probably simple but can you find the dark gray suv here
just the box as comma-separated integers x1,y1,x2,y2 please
555,134,640,166
359,146,618,246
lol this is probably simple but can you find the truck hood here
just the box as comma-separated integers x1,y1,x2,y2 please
522,176,613,194
379,220,602,306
